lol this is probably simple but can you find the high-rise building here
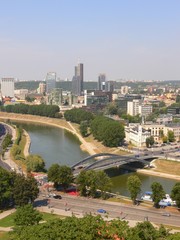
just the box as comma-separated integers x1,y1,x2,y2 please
72,63,84,96
48,88,63,106
97,74,106,91
127,99,141,116
1,78,14,97
45,72,56,93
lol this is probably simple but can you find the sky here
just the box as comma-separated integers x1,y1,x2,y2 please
0,0,180,81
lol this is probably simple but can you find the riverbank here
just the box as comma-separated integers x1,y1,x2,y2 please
0,112,180,180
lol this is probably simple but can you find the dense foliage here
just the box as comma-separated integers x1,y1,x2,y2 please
14,204,42,227
48,164,74,190
127,175,141,204
90,116,125,147
10,214,174,240
64,108,94,124
171,182,180,208
0,104,60,118
26,154,46,172
2,133,12,151
0,167,39,209
76,170,112,199
151,182,165,208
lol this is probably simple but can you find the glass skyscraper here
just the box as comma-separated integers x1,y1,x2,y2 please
46,72,56,93
72,63,83,96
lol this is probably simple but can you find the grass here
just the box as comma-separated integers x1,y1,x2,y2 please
0,211,63,228
0,232,10,240
153,159,180,176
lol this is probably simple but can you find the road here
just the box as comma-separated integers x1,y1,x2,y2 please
37,193,180,227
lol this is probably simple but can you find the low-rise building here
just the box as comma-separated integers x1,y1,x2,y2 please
125,124,150,147
156,114,173,124
164,123,180,141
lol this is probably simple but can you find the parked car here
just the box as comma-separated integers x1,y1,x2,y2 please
97,209,106,213
162,212,171,217
53,194,62,199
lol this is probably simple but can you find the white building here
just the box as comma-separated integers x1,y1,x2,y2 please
125,124,150,147
1,78,14,98
127,99,141,116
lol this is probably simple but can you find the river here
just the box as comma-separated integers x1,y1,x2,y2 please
12,121,178,197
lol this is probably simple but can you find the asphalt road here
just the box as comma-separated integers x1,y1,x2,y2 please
37,193,180,227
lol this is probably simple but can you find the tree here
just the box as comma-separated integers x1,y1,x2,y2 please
0,167,13,209
12,174,39,206
151,182,165,208
168,130,175,142
171,182,180,208
104,103,118,115
80,121,88,137
26,154,46,172
127,175,141,204
146,137,151,148
96,171,112,199
149,136,155,146
14,204,42,226
48,164,73,190
146,136,154,148
76,170,112,198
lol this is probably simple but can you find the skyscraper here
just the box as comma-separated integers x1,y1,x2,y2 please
45,72,56,93
97,74,106,91
72,63,83,96
1,78,14,97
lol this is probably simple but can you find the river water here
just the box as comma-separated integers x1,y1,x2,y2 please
13,121,178,197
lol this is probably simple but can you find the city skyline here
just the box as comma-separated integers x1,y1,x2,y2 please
0,1,180,81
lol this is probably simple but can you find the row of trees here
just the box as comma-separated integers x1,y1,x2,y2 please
10,207,179,240
91,116,125,147
0,104,60,118
127,175,180,208
64,108,94,124
47,164,112,199
0,167,39,209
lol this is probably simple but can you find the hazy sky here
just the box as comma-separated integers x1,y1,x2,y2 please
0,0,180,81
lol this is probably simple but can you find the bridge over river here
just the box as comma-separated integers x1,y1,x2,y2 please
71,153,158,175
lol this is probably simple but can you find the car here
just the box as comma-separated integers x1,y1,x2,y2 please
162,212,171,217
53,194,62,199
97,209,106,213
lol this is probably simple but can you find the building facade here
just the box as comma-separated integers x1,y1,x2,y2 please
97,74,106,91
125,124,150,147
1,78,14,98
48,88,63,106
72,63,84,96
45,72,56,93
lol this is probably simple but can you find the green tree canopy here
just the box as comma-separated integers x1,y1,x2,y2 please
171,182,180,208
14,204,42,226
168,130,175,142
76,170,112,199
127,175,142,204
26,154,46,172
151,182,165,208
48,164,73,190
12,174,39,206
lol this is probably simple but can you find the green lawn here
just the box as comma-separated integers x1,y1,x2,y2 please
0,232,10,240
0,211,63,228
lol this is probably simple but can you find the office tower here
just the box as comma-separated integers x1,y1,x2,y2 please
46,72,56,93
48,88,63,106
1,78,14,97
97,74,106,91
106,80,116,92
72,63,83,96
